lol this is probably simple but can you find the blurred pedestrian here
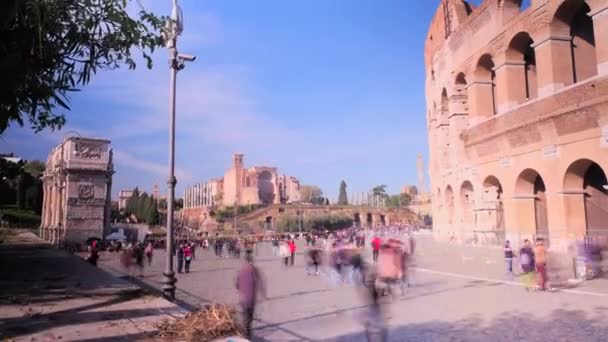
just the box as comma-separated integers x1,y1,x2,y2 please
371,236,382,263
176,242,185,273
184,243,193,273
534,238,547,291
145,241,154,266
519,239,535,290
236,251,266,339
280,240,290,267
288,239,296,266
504,240,514,278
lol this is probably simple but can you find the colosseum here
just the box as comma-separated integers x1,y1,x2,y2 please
426,0,608,251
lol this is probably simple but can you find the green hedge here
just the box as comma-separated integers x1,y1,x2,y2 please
0,205,41,228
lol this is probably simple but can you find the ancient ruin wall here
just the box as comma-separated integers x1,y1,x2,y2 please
425,0,608,249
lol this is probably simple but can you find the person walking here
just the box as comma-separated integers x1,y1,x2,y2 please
272,237,279,256
280,240,290,267
519,239,535,290
288,239,296,266
504,240,515,278
184,243,193,273
534,238,548,291
145,241,154,266
371,236,382,263
176,242,185,274
236,251,266,339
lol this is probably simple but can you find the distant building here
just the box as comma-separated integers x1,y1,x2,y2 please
184,153,301,208
118,189,133,211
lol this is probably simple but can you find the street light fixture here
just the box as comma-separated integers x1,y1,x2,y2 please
162,0,195,300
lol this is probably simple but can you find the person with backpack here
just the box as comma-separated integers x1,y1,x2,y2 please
183,243,193,273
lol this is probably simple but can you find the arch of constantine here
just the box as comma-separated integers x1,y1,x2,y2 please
39,137,114,246
426,0,608,250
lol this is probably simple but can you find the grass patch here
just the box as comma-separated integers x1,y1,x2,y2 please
0,205,41,228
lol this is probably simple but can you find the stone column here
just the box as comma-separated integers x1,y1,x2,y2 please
493,58,527,113
104,174,113,237
589,2,608,76
532,34,574,97
40,184,46,240
510,196,536,245
559,190,587,242
187,187,191,208
466,80,495,124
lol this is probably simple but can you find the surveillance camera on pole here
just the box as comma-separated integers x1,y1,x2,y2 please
177,53,196,62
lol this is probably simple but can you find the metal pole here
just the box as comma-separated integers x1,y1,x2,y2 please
162,43,178,300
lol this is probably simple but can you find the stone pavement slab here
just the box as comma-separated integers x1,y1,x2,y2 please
0,231,185,342
98,236,608,341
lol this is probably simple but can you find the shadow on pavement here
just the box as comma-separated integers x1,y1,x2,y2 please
0,241,165,339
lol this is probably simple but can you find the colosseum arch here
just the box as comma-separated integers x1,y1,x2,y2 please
473,54,497,117
506,32,537,102
460,181,475,227
514,169,548,241
445,185,455,224
481,175,505,232
563,159,608,234
551,0,597,84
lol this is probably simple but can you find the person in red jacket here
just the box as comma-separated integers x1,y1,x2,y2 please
371,236,382,263
288,239,296,266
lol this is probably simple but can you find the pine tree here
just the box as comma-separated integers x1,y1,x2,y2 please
147,199,159,225
338,180,348,205
126,187,140,215
136,192,149,222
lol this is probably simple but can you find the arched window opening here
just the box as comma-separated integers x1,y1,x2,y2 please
553,1,597,84
507,32,537,102
481,176,505,241
515,169,548,243
475,54,497,116
564,159,608,235
460,181,475,226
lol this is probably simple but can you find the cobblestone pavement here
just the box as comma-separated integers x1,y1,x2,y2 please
99,234,608,341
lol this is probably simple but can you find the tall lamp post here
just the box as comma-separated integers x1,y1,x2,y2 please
162,0,196,300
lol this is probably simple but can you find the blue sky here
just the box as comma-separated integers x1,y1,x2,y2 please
2,0,440,201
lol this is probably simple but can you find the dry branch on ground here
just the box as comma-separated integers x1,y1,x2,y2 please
156,304,242,341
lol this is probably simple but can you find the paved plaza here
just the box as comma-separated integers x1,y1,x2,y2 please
0,231,185,342
97,233,608,341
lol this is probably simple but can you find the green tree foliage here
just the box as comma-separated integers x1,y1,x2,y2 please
372,185,389,200
299,185,323,203
0,158,43,212
386,193,412,208
24,160,45,178
337,180,348,205
0,0,166,134
146,198,159,225
123,188,159,225
212,204,264,223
